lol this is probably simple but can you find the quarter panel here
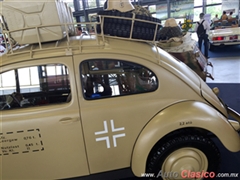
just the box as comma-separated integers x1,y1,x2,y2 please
131,101,240,177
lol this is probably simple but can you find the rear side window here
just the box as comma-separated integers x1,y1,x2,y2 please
0,64,71,110
80,59,158,99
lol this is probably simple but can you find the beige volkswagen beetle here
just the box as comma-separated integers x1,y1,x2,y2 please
0,0,240,180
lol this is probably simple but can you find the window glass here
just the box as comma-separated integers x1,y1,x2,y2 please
0,70,16,95
86,0,97,9
222,0,238,18
149,5,156,13
99,0,105,7
170,0,194,19
193,7,202,22
30,67,40,85
79,0,83,10
206,0,222,5
0,64,71,110
1,70,15,88
19,67,31,86
156,1,168,19
206,5,222,19
194,0,203,6
80,60,158,99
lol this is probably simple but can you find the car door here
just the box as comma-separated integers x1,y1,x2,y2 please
73,54,163,174
0,57,89,179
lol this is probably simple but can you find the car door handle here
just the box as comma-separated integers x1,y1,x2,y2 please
59,117,79,124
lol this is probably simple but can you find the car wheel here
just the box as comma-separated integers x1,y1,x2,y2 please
146,131,220,180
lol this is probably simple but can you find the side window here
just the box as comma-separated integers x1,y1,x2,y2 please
80,59,158,99
0,64,71,110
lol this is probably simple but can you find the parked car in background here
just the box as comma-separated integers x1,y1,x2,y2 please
208,22,240,51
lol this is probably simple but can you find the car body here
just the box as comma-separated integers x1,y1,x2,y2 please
208,26,240,50
1,1,240,180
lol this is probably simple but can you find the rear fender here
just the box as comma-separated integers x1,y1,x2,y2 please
131,101,240,177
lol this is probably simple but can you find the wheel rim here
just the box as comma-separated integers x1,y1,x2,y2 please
160,147,208,180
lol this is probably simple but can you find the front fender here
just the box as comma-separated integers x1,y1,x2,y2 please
131,101,240,177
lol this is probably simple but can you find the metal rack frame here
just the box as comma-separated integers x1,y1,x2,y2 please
0,14,161,58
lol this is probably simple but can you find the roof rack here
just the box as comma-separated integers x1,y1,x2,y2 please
0,13,161,58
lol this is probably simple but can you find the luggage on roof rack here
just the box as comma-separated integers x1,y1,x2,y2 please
0,0,163,56
0,0,74,44
96,10,162,41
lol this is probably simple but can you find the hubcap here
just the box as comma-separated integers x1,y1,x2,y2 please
160,148,208,180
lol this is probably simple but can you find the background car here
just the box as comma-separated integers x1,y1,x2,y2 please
208,25,240,51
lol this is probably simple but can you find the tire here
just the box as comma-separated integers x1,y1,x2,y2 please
98,21,160,41
97,10,161,28
96,10,161,40
97,10,133,25
146,131,220,180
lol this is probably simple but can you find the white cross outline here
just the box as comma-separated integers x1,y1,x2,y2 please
95,120,126,148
